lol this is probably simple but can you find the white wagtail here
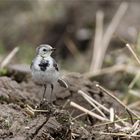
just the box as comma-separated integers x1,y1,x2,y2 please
31,44,68,104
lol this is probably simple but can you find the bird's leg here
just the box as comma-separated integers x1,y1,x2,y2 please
39,84,47,106
50,84,54,103
42,84,47,100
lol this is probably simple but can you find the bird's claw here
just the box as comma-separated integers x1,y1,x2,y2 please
40,98,46,105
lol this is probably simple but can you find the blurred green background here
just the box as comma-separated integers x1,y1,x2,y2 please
0,0,140,72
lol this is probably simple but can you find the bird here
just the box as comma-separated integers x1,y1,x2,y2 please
31,44,68,105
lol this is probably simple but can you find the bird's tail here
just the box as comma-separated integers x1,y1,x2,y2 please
58,78,68,88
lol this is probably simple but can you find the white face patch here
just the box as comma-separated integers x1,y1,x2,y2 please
37,44,53,57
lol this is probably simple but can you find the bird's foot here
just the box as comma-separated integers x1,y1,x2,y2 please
35,98,56,111
34,98,46,109
40,98,47,105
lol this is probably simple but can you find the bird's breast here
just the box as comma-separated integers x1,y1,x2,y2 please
31,56,60,84
32,69,60,84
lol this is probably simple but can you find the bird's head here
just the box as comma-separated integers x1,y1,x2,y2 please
36,44,55,57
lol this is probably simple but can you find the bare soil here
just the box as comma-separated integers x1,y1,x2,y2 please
0,65,133,140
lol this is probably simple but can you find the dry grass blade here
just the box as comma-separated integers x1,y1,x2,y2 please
110,108,115,122
129,89,140,98
25,104,49,117
90,11,104,72
131,129,140,136
78,90,108,112
126,43,140,100
78,90,107,118
86,64,140,78
128,101,140,109
128,73,140,89
94,117,140,128
94,118,127,127
70,101,108,121
126,43,140,65
89,2,128,73
0,47,19,68
62,99,70,109
96,84,140,118
93,131,140,138
132,120,140,131
78,90,127,126
72,112,88,121
101,2,128,62
72,108,96,121
70,101,122,128
64,37,80,59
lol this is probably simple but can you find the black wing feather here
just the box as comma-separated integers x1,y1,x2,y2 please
53,59,59,71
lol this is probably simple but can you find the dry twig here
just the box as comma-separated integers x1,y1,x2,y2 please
89,2,128,73
100,2,128,65
126,43,140,65
90,11,104,72
128,101,140,109
70,101,108,121
78,90,107,118
0,47,19,68
64,37,81,59
85,64,140,78
110,108,115,122
78,90,127,126
96,84,139,118
128,73,140,89
93,131,140,138
25,104,49,117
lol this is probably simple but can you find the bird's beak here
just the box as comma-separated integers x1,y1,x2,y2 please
51,48,56,51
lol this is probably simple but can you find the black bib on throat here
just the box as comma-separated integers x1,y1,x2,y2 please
39,59,50,71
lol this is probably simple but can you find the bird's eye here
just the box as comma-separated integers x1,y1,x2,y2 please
43,48,47,52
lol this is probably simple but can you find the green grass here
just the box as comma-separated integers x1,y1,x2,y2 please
17,42,34,64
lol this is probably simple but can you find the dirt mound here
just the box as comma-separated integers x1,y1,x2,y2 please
0,67,131,140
